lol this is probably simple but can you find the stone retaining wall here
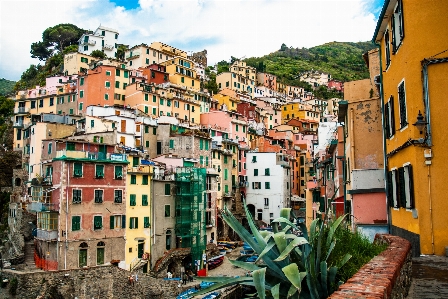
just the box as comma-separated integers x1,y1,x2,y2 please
329,234,412,299
0,265,183,299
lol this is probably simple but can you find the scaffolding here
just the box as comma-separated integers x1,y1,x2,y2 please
174,167,207,263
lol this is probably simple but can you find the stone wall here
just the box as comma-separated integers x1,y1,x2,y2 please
329,234,412,299
1,264,184,299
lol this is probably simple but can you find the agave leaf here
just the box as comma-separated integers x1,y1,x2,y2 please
309,219,319,241
272,221,280,233
252,268,267,299
281,225,292,234
241,203,268,250
273,232,287,253
271,283,281,299
274,237,308,261
315,221,323,272
229,259,262,271
260,230,272,239
305,269,319,299
192,276,253,296
324,240,336,262
287,284,298,298
272,217,300,231
256,240,276,262
297,222,309,241
320,261,328,298
282,263,306,292
325,214,346,249
338,253,352,268
280,208,291,219
328,266,338,287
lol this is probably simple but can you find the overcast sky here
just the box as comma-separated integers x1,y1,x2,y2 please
0,0,383,81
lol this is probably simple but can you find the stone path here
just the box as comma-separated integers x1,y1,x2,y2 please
406,255,448,299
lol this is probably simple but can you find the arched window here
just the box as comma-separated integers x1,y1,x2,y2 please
166,230,172,250
97,241,105,265
79,242,88,267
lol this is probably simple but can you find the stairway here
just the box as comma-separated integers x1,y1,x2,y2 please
24,241,37,269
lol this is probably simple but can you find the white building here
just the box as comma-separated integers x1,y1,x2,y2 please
78,26,119,58
245,152,290,224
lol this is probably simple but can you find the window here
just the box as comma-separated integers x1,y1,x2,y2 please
142,175,148,185
252,182,261,189
110,215,126,229
265,168,270,176
205,141,209,150
264,198,269,207
74,162,82,177
124,71,129,78
49,97,54,106
97,242,105,265
104,93,109,100
93,216,102,230
94,190,103,203
131,175,136,184
144,217,150,228
252,156,257,163
391,0,404,53
254,169,258,176
398,81,407,128
114,166,123,179
48,143,52,154
384,96,396,138
129,217,138,229
95,165,104,178
385,30,391,69
115,81,120,88
165,205,171,217
73,189,82,203
265,182,271,189
165,184,171,195
114,190,122,203
31,101,36,109
388,164,414,209
72,216,81,231
106,71,111,76
169,139,174,149
39,99,43,108
142,195,148,206
224,169,228,180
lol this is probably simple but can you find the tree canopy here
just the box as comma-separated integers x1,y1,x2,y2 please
30,23,86,61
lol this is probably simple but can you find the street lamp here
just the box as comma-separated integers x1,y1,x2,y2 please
412,110,428,134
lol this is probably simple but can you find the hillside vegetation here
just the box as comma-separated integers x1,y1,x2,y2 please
0,79,16,96
244,41,377,84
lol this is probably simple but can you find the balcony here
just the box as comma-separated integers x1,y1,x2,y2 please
15,107,29,114
126,52,141,59
55,150,127,162
103,44,114,51
84,40,96,46
127,165,152,173
36,229,58,241
28,202,57,212
13,121,24,128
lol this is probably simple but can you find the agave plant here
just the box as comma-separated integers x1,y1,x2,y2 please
192,202,351,299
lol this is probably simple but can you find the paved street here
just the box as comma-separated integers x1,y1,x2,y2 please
406,255,448,299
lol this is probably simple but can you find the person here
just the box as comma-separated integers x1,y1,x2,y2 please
167,271,173,279
182,273,187,285
129,275,135,286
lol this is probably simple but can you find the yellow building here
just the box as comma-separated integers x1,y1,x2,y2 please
216,72,255,95
63,52,95,75
229,60,257,80
125,162,152,272
213,92,240,112
161,57,201,92
373,0,448,256
281,101,319,124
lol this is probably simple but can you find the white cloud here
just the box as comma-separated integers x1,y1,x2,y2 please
0,0,378,81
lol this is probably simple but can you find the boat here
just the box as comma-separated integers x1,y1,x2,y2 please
207,255,224,270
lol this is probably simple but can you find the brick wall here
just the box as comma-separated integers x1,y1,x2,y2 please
329,234,412,299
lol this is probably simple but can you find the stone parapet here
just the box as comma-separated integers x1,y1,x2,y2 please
329,234,412,299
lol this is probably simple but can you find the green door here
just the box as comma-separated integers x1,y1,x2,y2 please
79,249,87,267
97,248,104,265
138,243,144,259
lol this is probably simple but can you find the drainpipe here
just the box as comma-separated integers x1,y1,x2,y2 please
65,161,69,269
374,41,391,234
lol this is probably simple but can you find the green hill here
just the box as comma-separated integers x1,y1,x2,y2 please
244,41,377,85
0,78,16,96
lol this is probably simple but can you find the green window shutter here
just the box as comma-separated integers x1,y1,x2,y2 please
95,165,104,178
152,108,156,115
122,215,126,228
69,108,73,115
169,139,174,149
124,71,129,78
205,141,209,150
254,169,258,176
131,175,136,184
74,162,82,177
153,127,157,135
212,152,215,159
130,194,136,206
114,166,122,179
205,156,209,166
94,216,102,230
142,195,148,206
144,217,150,228
145,126,149,133
398,167,406,208
165,205,170,217
80,77,84,85
48,143,52,154
145,94,148,101
142,175,148,185
105,81,110,87
236,125,239,132
152,95,156,102
72,216,80,231
91,120,95,128
133,157,139,166
110,215,115,229
265,168,270,176
200,139,203,150
165,184,171,195
200,156,203,165
115,81,120,88
265,182,270,189
225,184,229,193
252,156,257,162
224,156,227,164
224,169,228,180
146,141,149,147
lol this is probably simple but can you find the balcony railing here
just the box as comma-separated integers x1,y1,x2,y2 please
27,202,57,212
127,165,152,173
36,229,58,241
13,121,24,128
15,107,29,114
103,44,114,51
56,150,127,162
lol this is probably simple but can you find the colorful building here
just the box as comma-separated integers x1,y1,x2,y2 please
373,0,448,255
